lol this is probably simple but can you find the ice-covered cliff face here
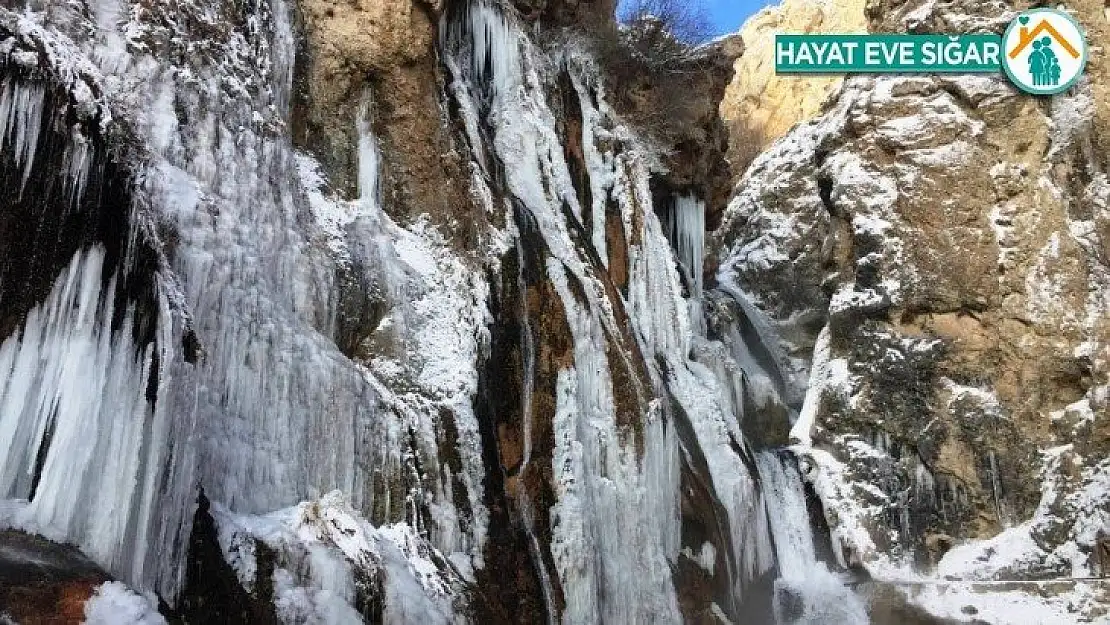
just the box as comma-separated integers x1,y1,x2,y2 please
0,0,871,622
1,0,1106,621
714,0,1110,622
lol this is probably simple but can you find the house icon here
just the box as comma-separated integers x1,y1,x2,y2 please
1008,19,1082,59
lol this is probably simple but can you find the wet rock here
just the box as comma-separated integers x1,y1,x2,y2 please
0,531,110,625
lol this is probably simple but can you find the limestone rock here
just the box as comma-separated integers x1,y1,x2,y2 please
293,0,475,236
719,0,868,175
713,1,1109,614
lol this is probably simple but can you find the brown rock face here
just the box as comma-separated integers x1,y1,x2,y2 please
719,0,868,176
293,0,493,362
656,39,743,229
291,0,477,235
0,531,110,625
714,0,1109,591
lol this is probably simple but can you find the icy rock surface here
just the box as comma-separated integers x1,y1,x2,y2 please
7,0,1073,622
0,0,489,608
212,491,467,624
437,1,841,621
712,0,1110,618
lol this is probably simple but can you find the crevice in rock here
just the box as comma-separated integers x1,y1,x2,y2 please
173,491,280,624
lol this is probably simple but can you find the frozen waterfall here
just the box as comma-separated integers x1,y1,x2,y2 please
0,246,189,595
669,194,706,299
758,451,869,625
0,0,876,621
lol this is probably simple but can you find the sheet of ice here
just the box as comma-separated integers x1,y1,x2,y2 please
756,451,817,579
669,194,706,298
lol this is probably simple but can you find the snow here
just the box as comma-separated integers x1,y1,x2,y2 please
367,214,492,565
213,491,463,624
84,582,167,625
903,580,1105,625
799,445,891,574
681,542,717,575
1024,231,1083,326
936,448,1110,584
790,325,852,447
1048,87,1095,160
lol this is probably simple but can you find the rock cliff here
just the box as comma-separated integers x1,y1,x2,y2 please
714,0,1110,620
719,0,868,174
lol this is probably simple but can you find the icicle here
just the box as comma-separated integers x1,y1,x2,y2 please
669,194,706,298
357,93,380,209
668,195,707,337
520,498,557,625
987,450,1006,526
441,0,793,619
912,455,936,506
517,241,537,470
0,78,46,194
0,247,187,596
467,1,521,102
62,126,93,208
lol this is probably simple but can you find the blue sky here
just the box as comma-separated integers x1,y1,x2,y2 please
618,0,774,38
704,0,773,36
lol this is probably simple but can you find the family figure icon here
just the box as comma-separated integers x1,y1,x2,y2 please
1029,38,1061,86
1004,11,1085,94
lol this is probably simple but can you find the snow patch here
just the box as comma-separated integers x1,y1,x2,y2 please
84,582,166,625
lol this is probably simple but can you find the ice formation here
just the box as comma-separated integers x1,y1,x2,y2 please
758,451,868,625
669,194,706,298
212,491,466,624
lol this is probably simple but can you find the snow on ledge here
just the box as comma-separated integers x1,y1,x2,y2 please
84,582,166,625
211,491,465,624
